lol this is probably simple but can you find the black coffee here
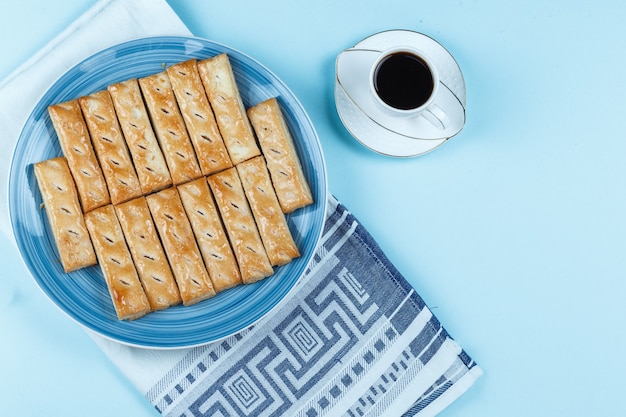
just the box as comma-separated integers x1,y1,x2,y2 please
374,52,434,110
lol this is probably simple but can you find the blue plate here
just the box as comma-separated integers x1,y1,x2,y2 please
9,36,327,348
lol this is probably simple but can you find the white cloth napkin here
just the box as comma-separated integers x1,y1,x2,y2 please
0,1,482,416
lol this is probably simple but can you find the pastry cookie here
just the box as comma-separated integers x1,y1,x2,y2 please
208,167,273,284
34,157,97,273
78,90,142,205
139,72,202,185
247,97,313,213
167,59,232,176
178,178,242,292
115,197,182,310
197,54,260,165
84,205,151,321
48,100,110,212
237,156,299,266
108,78,172,195
146,187,216,305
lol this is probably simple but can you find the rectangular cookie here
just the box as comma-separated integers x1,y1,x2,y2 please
146,187,216,305
197,54,260,165
208,167,273,284
237,156,300,266
178,178,242,292
84,205,151,320
48,100,110,212
167,59,233,176
247,97,313,213
139,72,202,185
34,157,97,273
78,90,142,205
115,197,182,310
108,78,172,195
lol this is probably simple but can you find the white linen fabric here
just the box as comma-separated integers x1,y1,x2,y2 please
0,1,482,415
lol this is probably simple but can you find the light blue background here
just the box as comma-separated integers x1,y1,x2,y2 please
1,1,625,416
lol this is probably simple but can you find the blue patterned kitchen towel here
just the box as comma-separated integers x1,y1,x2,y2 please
123,195,482,417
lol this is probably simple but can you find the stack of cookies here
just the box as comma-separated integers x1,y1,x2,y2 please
34,54,313,321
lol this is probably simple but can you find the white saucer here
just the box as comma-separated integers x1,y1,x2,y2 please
334,30,466,157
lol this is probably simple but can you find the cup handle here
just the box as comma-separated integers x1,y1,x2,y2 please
420,82,465,133
421,104,449,130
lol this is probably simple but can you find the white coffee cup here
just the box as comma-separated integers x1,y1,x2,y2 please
336,42,465,140
370,46,450,130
